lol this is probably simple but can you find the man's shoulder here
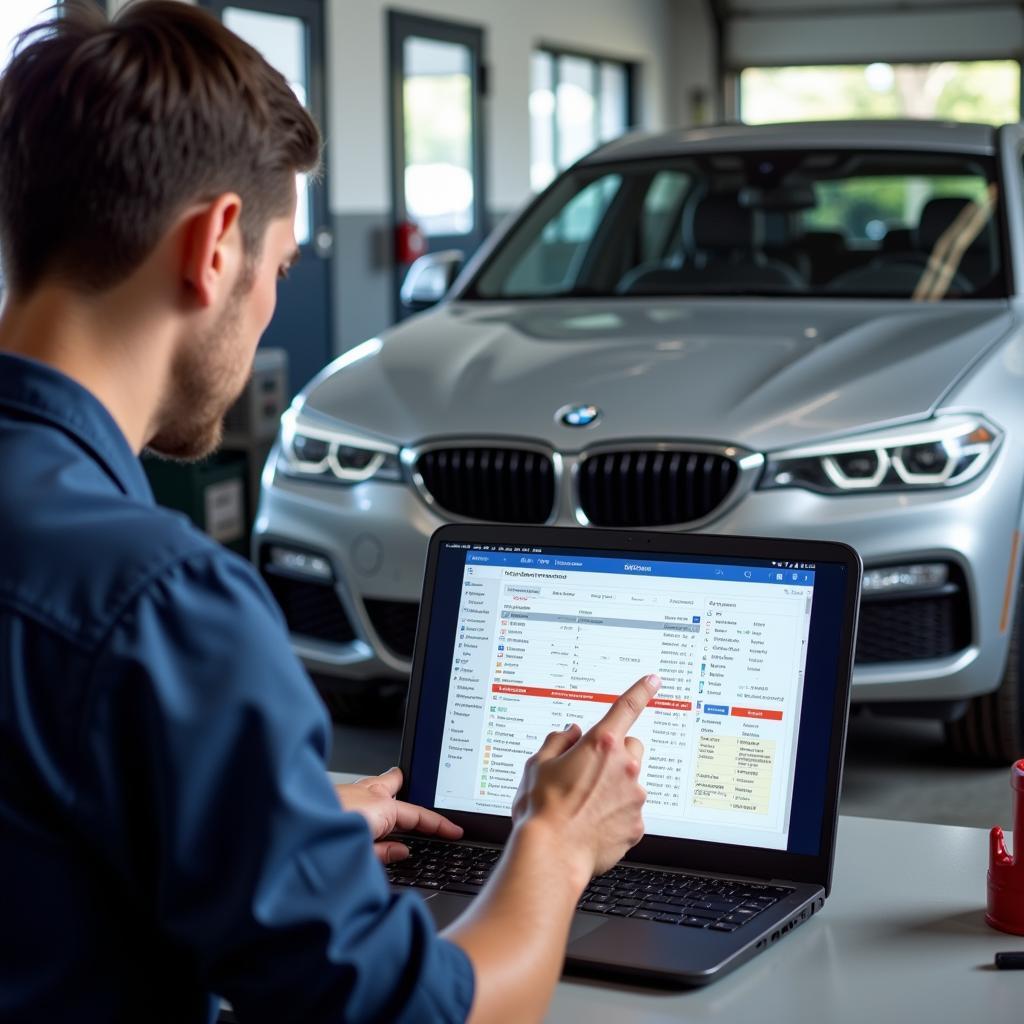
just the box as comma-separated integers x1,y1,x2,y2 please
0,475,241,652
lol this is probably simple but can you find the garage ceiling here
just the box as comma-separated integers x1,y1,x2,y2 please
709,0,1024,69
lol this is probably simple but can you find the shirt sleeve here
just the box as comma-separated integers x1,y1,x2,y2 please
77,548,474,1024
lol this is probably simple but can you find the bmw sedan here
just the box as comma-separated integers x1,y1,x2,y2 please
254,119,1024,763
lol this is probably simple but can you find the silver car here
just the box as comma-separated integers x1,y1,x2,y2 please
255,119,1024,763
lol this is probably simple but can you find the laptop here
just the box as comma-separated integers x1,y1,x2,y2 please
391,524,861,986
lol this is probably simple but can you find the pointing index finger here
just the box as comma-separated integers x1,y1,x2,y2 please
595,674,661,738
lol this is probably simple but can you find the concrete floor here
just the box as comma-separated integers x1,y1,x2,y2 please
839,713,1015,831
328,708,1018,832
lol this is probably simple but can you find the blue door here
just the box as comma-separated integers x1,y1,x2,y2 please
201,0,333,397
388,12,488,317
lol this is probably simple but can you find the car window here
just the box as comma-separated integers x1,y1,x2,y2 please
468,150,1004,301
640,170,691,263
497,174,623,296
804,175,993,246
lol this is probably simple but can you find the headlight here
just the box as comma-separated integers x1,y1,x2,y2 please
760,416,1001,494
278,407,402,484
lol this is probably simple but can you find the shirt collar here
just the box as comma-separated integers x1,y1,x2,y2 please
0,352,153,502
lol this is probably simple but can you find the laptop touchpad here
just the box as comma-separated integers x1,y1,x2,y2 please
568,915,609,943
422,892,474,929
424,893,608,942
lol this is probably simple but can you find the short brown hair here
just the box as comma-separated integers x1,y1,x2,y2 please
0,0,320,296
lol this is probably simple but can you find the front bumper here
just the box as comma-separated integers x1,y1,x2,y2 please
253,439,1023,704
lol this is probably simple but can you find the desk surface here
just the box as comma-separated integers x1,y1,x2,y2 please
331,772,1024,1023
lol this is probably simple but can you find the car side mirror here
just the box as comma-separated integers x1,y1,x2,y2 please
400,250,465,313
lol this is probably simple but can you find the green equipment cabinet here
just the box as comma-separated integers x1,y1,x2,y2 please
143,349,288,558
143,450,249,555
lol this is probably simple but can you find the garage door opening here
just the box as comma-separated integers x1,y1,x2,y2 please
740,61,1020,126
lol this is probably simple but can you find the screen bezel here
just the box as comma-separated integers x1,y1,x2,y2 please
398,524,861,896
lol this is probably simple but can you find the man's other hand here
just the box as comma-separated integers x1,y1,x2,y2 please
335,768,463,864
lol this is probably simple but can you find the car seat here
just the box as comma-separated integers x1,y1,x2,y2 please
620,195,807,295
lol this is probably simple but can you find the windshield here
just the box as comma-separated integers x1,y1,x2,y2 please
468,150,1004,301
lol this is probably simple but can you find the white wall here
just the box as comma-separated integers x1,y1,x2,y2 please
107,0,677,215
326,0,677,216
669,0,717,126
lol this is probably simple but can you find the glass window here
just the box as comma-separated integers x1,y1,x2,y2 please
224,8,312,244
402,36,474,237
529,52,556,193
557,55,597,170
470,151,1002,302
600,62,629,142
740,61,1020,127
640,170,690,263
804,174,992,245
481,173,622,296
530,49,633,192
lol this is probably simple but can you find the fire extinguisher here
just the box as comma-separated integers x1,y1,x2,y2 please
395,219,427,265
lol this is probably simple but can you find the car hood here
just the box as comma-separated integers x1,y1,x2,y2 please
300,298,1014,452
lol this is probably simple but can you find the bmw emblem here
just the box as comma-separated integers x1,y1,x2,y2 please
557,404,602,428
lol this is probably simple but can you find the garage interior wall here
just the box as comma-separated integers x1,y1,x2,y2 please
104,0,1023,363
669,0,717,126
108,0,677,358
329,0,677,354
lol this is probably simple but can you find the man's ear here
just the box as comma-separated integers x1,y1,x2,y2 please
180,193,244,308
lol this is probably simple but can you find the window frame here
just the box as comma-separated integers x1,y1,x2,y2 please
531,43,638,190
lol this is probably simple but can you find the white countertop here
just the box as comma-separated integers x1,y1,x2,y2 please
332,771,1024,1023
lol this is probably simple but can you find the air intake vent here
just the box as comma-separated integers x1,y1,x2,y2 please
855,568,970,663
365,599,419,659
415,447,555,524
259,569,356,645
577,449,738,527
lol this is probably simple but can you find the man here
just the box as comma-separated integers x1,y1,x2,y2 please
0,4,656,1022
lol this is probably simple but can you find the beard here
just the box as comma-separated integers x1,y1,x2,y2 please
147,273,254,462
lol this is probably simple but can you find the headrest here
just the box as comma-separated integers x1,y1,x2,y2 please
691,195,754,250
881,227,913,252
916,197,974,251
801,230,846,254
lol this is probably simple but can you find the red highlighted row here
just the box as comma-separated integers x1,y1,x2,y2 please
491,683,698,711
489,683,783,720
731,706,784,721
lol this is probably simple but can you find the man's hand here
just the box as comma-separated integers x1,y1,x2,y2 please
512,673,659,881
335,767,463,864
445,674,660,1024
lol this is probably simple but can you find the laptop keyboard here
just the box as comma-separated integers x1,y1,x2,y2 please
386,838,793,932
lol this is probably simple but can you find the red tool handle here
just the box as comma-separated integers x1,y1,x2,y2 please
987,759,1024,935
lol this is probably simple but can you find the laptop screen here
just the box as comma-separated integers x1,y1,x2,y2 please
406,536,852,860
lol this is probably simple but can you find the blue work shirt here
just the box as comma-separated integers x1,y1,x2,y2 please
0,352,474,1023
